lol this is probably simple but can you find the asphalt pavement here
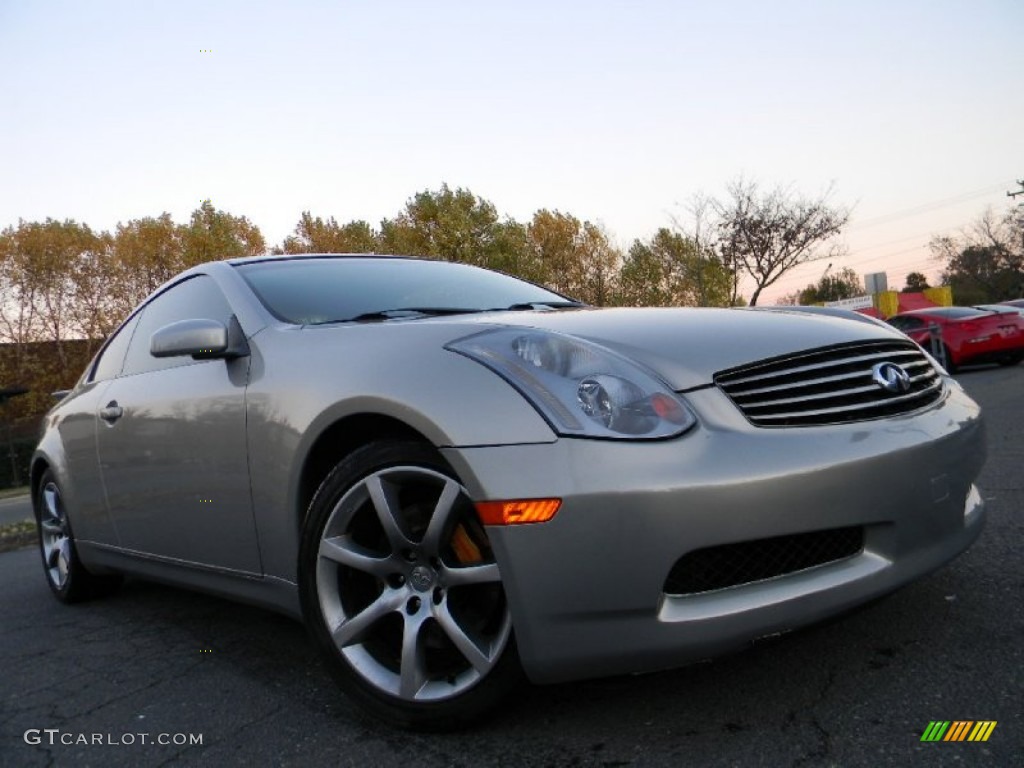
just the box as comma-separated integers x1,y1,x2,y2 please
0,365,1020,767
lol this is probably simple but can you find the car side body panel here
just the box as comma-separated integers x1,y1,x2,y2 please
94,356,258,573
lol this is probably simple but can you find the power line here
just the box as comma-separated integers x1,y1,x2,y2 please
847,181,1012,231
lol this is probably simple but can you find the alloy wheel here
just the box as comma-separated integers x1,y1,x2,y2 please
315,465,511,702
39,481,72,590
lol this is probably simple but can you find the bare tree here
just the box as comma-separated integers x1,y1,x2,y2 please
712,179,850,306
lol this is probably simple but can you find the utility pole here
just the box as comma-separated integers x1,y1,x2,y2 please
1007,179,1024,199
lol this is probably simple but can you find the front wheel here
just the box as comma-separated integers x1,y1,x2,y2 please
299,440,522,729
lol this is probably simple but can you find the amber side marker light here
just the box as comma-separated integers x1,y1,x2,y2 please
475,499,561,526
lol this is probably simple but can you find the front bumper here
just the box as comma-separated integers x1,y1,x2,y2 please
441,380,986,684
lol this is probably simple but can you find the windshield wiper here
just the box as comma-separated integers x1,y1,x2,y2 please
312,301,585,325
330,307,487,324
497,301,587,311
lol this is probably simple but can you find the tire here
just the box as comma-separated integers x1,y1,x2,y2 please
35,470,122,603
299,440,522,730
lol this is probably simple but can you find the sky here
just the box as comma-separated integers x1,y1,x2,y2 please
1,0,1021,304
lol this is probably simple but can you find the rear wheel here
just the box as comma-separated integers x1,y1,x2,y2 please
300,440,521,729
35,470,122,602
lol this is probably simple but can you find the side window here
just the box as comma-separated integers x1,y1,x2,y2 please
90,314,141,382
121,276,235,377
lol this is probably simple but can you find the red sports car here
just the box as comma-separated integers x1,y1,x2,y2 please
887,306,1024,371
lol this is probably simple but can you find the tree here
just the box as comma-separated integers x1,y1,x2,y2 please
574,221,620,306
712,179,850,306
671,194,742,305
902,272,930,292
110,214,185,324
180,201,265,263
795,266,861,305
279,212,378,254
110,204,265,329
618,228,731,307
932,207,1023,303
0,224,41,377
525,210,621,304
67,230,117,345
0,219,110,375
379,185,525,270
618,239,671,306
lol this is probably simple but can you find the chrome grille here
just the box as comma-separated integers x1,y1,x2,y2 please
715,341,944,427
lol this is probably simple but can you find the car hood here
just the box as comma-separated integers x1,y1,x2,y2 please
460,307,907,391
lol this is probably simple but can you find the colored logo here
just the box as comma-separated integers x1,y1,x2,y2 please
871,362,912,394
920,721,997,742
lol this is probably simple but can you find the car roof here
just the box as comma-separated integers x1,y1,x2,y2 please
224,253,412,267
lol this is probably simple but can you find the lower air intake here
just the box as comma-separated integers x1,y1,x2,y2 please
664,526,865,595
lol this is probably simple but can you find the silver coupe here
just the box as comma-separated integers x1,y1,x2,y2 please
33,255,986,728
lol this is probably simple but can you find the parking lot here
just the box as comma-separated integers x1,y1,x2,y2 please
0,365,1020,767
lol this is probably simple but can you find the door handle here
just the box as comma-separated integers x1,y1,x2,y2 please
100,401,123,424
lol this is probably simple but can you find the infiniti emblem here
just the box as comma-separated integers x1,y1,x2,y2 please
409,565,435,592
871,362,912,394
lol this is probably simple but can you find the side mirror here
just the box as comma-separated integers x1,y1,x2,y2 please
150,317,250,360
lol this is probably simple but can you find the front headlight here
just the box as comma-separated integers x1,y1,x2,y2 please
448,329,696,439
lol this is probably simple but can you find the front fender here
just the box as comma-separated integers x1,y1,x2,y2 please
243,323,557,582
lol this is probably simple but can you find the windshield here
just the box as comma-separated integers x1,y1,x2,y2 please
235,257,575,324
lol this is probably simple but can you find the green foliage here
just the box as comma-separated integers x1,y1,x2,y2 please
111,213,185,324
796,266,862,305
525,210,621,305
0,219,109,375
618,229,731,307
379,185,514,268
374,187,627,305
933,208,1023,303
902,272,930,293
280,212,379,254
182,201,265,263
